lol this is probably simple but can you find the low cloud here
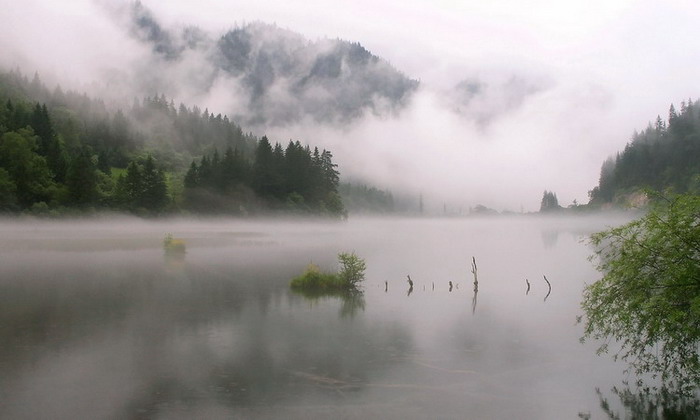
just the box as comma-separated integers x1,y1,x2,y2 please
3,0,700,211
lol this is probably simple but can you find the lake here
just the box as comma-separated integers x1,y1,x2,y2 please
0,215,660,419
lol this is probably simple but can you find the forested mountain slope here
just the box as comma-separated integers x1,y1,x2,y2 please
120,2,418,127
589,100,700,206
0,69,344,216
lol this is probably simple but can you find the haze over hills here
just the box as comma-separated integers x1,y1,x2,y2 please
118,2,418,128
4,1,700,211
113,2,551,131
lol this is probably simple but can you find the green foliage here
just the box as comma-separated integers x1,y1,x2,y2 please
290,263,344,291
113,156,169,214
581,193,700,392
65,148,98,206
186,140,344,216
163,233,186,255
0,68,346,217
590,99,700,204
0,129,56,207
337,252,366,288
0,167,17,210
291,253,366,292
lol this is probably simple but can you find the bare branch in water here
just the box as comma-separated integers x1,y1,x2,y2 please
543,275,552,301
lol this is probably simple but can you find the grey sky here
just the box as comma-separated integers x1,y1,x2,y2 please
2,0,700,211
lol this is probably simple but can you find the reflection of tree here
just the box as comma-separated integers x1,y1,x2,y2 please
541,229,559,248
292,288,366,319
1,249,415,418
596,386,700,419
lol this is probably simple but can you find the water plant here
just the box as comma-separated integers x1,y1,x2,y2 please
290,252,366,292
163,233,186,255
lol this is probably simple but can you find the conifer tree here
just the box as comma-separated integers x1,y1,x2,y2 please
66,148,98,206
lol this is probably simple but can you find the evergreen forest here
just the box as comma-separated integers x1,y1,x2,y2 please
0,69,346,216
589,100,700,205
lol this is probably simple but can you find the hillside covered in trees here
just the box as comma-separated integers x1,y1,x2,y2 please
114,2,419,127
589,100,700,206
0,69,345,216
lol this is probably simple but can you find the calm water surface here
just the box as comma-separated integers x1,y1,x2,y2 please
0,216,641,419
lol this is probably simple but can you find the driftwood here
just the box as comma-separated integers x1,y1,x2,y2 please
525,278,531,295
471,257,479,313
407,275,414,296
543,275,551,301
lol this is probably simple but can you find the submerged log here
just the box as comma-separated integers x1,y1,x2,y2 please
543,275,552,301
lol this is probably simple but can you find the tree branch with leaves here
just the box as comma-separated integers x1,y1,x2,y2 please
581,193,700,393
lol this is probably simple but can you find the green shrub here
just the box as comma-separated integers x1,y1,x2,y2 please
163,233,186,255
290,263,341,290
338,252,366,288
290,253,366,292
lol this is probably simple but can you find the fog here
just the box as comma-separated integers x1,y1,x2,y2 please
2,0,700,210
0,215,642,419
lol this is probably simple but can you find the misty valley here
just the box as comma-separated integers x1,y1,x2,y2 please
0,215,662,419
2,1,700,418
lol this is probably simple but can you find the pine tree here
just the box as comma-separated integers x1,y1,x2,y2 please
123,161,143,206
540,190,561,212
66,148,98,206
140,155,168,212
184,160,199,188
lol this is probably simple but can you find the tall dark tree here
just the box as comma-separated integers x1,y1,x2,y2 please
540,190,560,212
0,168,17,210
31,103,67,182
66,148,98,206
253,135,274,197
140,155,168,212
184,160,199,188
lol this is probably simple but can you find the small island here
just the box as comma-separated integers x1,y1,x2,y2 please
291,252,366,293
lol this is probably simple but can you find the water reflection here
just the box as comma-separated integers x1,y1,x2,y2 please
0,247,413,419
291,288,366,319
596,386,700,419
3,215,673,419
541,229,559,248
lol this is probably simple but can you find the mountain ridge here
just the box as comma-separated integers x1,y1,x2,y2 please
121,2,419,127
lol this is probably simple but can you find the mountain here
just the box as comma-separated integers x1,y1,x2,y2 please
122,2,418,127
589,100,700,206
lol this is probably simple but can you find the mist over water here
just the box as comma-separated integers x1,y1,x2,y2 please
0,215,640,419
